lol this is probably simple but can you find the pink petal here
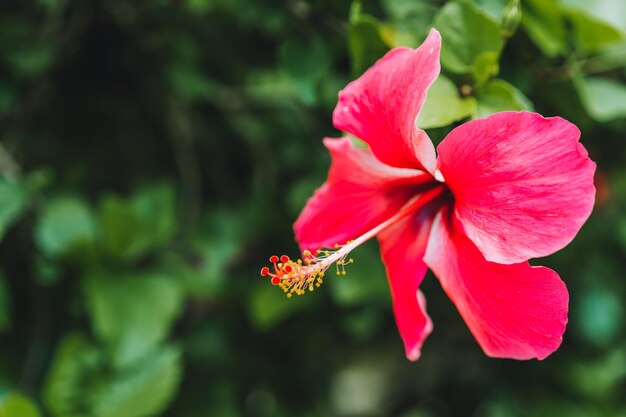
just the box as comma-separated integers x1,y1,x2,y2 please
424,209,569,360
332,29,441,173
437,111,596,264
294,137,431,252
378,210,435,361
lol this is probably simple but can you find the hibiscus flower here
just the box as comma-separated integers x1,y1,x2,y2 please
261,29,596,361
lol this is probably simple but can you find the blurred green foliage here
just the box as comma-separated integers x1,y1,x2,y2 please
0,0,625,416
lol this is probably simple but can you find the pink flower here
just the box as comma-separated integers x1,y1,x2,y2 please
261,29,596,361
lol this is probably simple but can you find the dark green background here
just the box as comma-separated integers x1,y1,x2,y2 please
0,0,624,416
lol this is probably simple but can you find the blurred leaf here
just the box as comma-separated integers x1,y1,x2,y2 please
167,64,217,100
331,362,390,416
43,333,182,417
472,51,500,85
84,273,184,368
43,333,104,417
582,42,626,73
279,37,330,104
99,183,176,262
578,287,622,346
91,345,182,417
433,0,504,74
382,0,432,19
521,0,568,57
35,197,97,259
567,9,624,54
381,0,438,46
34,255,61,286
348,3,391,76
474,79,533,118
249,282,314,330
341,308,384,341
185,322,230,362
5,43,55,78
185,0,216,13
473,0,508,21
329,242,389,307
567,349,626,399
0,273,10,333
574,75,626,122
561,0,626,33
416,75,475,128
182,209,245,296
0,392,42,417
0,177,27,242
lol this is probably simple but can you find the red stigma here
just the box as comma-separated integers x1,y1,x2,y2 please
284,265,293,273
280,255,290,263
271,276,281,285
260,267,270,276
269,255,279,263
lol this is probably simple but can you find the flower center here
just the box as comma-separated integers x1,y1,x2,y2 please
260,184,448,297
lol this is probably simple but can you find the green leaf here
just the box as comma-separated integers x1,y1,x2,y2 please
35,197,97,259
472,51,500,85
43,333,104,417
381,0,438,47
433,0,504,74
99,183,176,262
474,79,533,118
249,282,314,330
348,3,391,76
566,9,624,54
43,333,182,417
382,0,433,19
328,241,389,307
182,238,238,297
567,349,626,399
91,345,182,417
574,75,626,122
0,392,42,417
84,273,184,368
521,0,568,57
561,0,626,33
582,42,626,74
472,0,509,21
416,75,475,129
167,64,217,100
577,287,622,346
279,36,330,104
6,43,55,78
0,177,28,242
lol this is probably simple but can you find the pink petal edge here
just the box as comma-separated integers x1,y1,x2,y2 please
424,209,569,360
332,29,441,174
437,111,596,264
378,210,435,361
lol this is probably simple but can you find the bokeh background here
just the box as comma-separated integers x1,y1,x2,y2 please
0,0,625,416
